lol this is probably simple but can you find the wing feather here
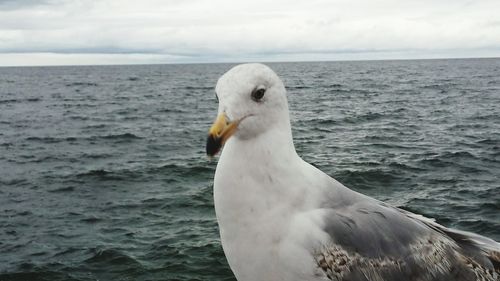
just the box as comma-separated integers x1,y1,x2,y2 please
315,194,500,281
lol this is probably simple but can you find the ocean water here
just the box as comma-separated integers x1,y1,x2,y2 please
0,59,499,281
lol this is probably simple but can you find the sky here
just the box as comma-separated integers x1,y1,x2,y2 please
1,0,500,66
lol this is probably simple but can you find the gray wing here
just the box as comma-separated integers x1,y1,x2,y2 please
314,191,500,281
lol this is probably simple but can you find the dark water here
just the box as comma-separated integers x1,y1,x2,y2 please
1,59,499,281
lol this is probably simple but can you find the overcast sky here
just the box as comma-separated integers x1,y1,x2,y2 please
1,0,499,66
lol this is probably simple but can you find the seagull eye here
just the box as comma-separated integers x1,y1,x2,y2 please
251,87,266,102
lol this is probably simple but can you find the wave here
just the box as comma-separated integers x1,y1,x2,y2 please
341,112,384,124
26,136,78,143
72,167,149,183
0,97,41,104
476,138,500,146
0,178,28,186
181,86,213,90
85,249,139,265
99,133,142,140
152,163,215,174
288,85,313,90
80,216,102,224
157,108,187,113
328,83,343,88
418,151,479,167
307,112,385,126
25,133,142,144
336,168,401,190
75,169,112,178
80,152,114,159
0,270,74,281
420,83,456,90
311,118,338,125
65,82,98,87
48,186,75,193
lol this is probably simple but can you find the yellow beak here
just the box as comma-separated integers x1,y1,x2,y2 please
206,114,241,156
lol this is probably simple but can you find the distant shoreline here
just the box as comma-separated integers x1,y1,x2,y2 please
0,56,499,69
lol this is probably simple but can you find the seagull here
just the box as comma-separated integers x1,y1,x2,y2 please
205,63,500,281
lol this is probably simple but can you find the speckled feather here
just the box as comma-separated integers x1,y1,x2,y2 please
316,194,500,280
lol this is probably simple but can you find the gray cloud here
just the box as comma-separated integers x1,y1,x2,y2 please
0,0,58,10
1,0,499,66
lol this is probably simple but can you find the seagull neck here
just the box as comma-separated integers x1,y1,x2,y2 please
262,123,296,157
229,119,298,163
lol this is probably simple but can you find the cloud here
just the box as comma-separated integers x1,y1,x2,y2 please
0,0,52,10
1,0,499,65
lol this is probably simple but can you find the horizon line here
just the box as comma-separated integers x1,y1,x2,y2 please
0,55,499,68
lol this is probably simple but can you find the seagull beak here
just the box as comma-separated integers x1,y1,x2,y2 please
206,114,240,156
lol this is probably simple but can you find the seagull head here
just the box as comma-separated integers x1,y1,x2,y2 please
206,63,290,156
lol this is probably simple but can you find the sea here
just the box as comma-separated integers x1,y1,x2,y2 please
0,58,499,281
